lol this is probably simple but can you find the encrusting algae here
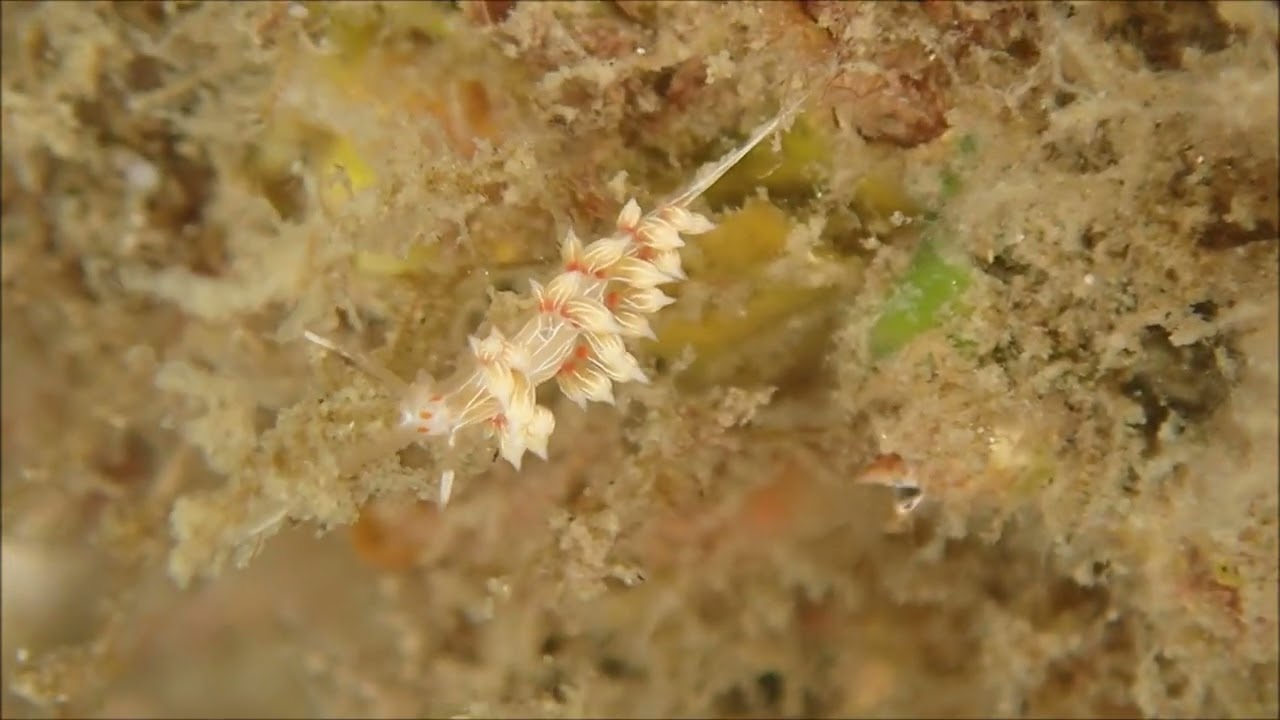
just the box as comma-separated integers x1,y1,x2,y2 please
1,2,1276,718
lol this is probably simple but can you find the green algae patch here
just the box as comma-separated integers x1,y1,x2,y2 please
869,235,971,359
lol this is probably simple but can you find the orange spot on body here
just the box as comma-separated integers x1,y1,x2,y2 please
574,345,590,360
636,246,655,261
604,291,621,309
418,410,433,420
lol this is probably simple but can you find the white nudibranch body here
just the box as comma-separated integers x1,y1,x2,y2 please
306,90,813,505
398,201,712,473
